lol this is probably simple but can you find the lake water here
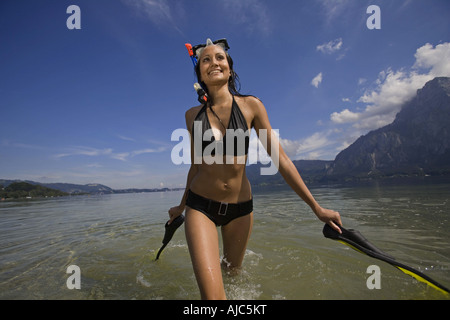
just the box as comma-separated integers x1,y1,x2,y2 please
1,178,449,300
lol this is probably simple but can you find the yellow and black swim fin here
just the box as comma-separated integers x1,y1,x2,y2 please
323,224,449,295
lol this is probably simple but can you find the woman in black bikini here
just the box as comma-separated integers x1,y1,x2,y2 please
169,39,342,300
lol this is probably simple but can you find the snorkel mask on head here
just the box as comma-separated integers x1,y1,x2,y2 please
192,38,230,61
185,38,230,104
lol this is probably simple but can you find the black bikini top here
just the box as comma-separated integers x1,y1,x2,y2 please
192,96,250,158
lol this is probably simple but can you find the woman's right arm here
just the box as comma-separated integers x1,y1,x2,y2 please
168,164,197,223
168,108,199,223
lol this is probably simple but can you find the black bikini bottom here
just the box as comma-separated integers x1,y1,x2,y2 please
186,190,253,226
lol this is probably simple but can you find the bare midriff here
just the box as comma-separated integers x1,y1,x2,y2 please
190,160,252,204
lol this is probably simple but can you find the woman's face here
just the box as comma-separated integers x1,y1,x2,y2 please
198,45,231,87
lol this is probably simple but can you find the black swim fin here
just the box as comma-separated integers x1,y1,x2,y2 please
155,215,185,261
323,224,395,259
323,224,449,295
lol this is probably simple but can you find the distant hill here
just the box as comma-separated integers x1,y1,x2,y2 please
43,183,114,194
0,179,180,195
0,180,114,195
0,182,68,199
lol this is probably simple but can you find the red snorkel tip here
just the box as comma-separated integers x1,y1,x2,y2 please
185,43,194,57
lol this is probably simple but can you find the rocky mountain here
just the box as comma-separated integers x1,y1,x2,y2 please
326,77,450,180
246,77,450,186
246,160,333,187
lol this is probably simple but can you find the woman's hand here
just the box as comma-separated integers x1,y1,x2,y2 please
313,206,342,234
168,205,185,224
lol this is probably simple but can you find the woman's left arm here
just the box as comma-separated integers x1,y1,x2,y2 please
249,97,342,233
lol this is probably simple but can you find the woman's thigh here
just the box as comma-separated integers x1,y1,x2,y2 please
185,207,226,300
221,212,253,270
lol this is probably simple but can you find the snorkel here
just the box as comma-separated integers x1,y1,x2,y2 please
194,83,208,104
185,43,197,68
185,46,207,104
185,38,230,105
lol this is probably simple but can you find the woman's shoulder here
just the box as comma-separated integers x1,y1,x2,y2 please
236,95,264,109
236,95,266,116
185,105,204,127
185,104,203,118
236,95,262,104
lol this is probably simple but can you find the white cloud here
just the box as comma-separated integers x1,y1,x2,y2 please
220,0,271,36
317,0,351,23
55,147,113,159
111,152,130,162
358,78,367,85
413,42,450,76
123,0,185,36
330,109,359,124
278,131,339,160
123,0,271,37
1,139,46,150
311,72,323,88
86,163,103,168
117,135,136,142
109,147,167,161
330,42,450,131
247,128,337,161
123,0,172,23
281,131,335,160
55,146,166,161
132,147,167,157
317,38,343,54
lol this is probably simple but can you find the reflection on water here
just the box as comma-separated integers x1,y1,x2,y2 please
0,178,449,299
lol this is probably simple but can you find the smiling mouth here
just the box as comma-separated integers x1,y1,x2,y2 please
208,69,222,75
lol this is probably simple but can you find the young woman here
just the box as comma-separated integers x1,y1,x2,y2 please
168,39,342,300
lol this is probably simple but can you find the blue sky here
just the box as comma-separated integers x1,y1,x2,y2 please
1,0,450,189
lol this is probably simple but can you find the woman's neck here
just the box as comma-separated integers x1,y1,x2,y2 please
207,84,232,106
